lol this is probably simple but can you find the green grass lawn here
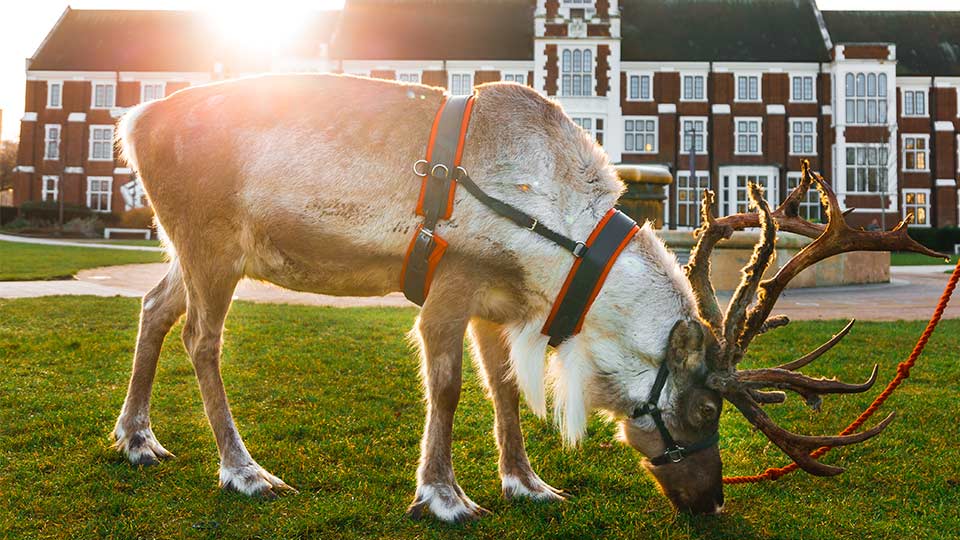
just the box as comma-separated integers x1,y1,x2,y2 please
0,240,164,280
1,297,958,539
890,251,957,266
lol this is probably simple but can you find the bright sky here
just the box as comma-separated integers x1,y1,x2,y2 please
0,0,957,141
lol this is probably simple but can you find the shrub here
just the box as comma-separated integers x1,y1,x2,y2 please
907,227,960,253
63,216,104,237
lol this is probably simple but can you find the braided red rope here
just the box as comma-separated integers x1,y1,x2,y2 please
723,259,960,484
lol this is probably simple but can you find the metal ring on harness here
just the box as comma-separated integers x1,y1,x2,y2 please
413,159,429,177
431,164,449,179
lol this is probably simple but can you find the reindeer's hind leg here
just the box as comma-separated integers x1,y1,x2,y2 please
468,319,564,501
113,261,186,465
177,252,293,497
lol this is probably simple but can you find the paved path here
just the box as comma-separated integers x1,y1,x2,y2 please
1,262,957,320
0,232,164,252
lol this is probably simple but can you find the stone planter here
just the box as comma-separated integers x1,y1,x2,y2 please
657,230,890,291
616,164,671,229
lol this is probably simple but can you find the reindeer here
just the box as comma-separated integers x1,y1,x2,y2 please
111,74,940,522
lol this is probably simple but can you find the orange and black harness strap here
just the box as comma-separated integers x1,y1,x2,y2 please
401,95,639,348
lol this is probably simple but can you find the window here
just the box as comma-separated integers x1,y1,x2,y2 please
44,125,61,160
627,73,652,101
561,48,593,97
903,90,927,117
449,73,473,96
47,82,62,108
41,176,59,202
572,116,603,146
398,72,420,83
720,167,779,216
682,74,705,101
845,145,890,193
789,118,816,155
735,118,761,155
791,75,815,102
903,190,930,227
89,125,114,161
786,173,823,222
87,177,113,212
141,83,164,102
736,75,760,101
624,117,657,153
675,172,710,229
902,135,929,171
680,117,707,154
92,82,115,109
502,72,527,85
844,72,887,125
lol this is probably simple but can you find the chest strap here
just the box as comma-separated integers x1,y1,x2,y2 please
542,209,639,347
400,95,475,306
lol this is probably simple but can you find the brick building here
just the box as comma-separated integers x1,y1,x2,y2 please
13,1,960,230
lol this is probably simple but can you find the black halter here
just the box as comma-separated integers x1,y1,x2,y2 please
631,361,720,466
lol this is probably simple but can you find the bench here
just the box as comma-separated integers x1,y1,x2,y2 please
104,227,152,240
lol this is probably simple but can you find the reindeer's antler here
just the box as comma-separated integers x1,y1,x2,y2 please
688,160,946,476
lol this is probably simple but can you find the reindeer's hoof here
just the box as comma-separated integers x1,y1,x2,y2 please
502,473,567,502
112,426,174,466
406,483,490,523
219,463,297,498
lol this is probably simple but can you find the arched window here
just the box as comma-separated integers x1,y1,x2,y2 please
561,48,593,97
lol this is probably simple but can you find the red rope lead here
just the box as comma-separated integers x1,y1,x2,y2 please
723,259,960,484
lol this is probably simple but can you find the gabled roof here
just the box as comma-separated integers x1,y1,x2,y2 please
330,0,535,61
822,11,960,76
620,0,830,63
28,8,338,73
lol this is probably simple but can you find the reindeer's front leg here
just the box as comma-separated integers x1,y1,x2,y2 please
406,282,489,523
468,319,565,502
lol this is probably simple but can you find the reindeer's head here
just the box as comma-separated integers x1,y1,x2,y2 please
616,161,943,514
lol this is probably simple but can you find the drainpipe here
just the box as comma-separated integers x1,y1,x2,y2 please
929,76,937,226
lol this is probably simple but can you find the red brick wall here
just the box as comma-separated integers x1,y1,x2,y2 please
546,0,559,18
421,70,447,89
544,45,558,96
843,45,890,60
117,82,139,107
595,45,610,97
474,70,501,85
370,70,396,80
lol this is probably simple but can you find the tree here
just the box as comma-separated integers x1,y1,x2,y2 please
0,140,17,192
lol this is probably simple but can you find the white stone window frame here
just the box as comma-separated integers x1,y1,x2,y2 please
734,116,762,156
674,170,711,230
41,175,59,202
140,81,166,103
47,81,63,109
502,72,527,85
449,71,474,96
788,117,817,156
86,176,113,213
843,71,889,126
902,188,931,228
734,73,761,103
680,72,707,102
397,71,422,84
91,81,116,109
623,115,658,154
844,143,891,195
89,124,115,162
789,74,816,103
560,47,595,98
625,71,653,102
901,88,928,118
902,134,930,172
44,124,61,160
679,116,708,155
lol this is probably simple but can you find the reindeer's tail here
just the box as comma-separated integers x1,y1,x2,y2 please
116,100,175,259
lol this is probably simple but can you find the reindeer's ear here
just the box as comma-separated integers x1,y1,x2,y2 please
666,320,706,379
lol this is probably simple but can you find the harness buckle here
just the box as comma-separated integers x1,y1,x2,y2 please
528,218,538,231
665,446,686,463
431,164,450,180
572,242,587,258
